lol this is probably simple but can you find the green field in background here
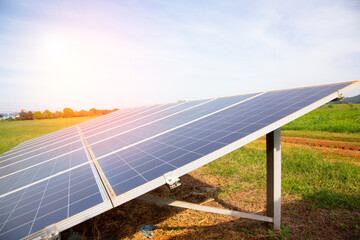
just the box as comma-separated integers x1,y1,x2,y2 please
283,103,360,133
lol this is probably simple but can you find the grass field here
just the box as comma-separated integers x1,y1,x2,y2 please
283,103,360,133
1,104,359,239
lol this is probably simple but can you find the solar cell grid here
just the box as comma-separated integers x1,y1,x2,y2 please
0,128,80,159
78,106,148,131
0,148,89,196
83,100,210,144
0,141,84,177
81,103,180,138
77,107,135,128
79,105,163,132
10,126,77,148
0,164,108,240
0,136,82,164
89,94,256,158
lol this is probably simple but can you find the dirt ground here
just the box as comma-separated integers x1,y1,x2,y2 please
62,136,360,240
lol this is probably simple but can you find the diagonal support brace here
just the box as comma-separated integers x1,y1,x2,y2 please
138,194,273,223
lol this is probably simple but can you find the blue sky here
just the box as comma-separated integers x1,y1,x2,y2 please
0,0,359,112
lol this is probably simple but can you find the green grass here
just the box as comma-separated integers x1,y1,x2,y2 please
283,103,360,133
205,143,360,209
0,117,96,154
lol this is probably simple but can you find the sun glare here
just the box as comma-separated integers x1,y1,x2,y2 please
42,34,67,60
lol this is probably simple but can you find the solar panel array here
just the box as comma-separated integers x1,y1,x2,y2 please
0,81,357,239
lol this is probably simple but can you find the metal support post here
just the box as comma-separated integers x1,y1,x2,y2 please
266,128,281,229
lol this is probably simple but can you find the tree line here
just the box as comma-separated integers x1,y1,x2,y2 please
13,108,118,121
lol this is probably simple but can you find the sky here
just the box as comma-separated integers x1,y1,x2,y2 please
0,0,359,113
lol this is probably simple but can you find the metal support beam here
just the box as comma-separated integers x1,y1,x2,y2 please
138,194,273,223
266,128,281,229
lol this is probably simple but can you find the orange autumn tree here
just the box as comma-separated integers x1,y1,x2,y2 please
63,108,74,118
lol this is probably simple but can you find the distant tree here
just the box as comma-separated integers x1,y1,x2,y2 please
89,108,98,116
78,110,89,117
20,111,33,120
27,111,34,120
42,110,52,119
19,112,26,120
0,114,3,118
33,111,42,119
63,108,74,118
54,111,63,118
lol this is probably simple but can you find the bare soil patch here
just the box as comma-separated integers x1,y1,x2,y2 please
62,169,360,240
254,137,360,162
281,137,360,151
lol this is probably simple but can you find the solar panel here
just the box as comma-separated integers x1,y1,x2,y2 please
0,148,89,196
97,82,355,205
85,94,257,158
0,81,358,239
0,163,111,239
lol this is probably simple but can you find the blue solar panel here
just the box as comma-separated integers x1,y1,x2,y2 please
0,81,356,239
16,127,76,147
0,164,105,240
79,105,153,131
0,138,83,166
81,101,206,141
0,127,79,161
88,94,256,158
96,82,353,196
0,141,84,177
0,148,89,196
